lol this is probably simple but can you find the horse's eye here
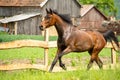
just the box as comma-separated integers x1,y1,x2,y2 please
45,16,51,19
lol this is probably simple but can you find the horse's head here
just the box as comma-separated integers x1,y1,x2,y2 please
39,8,56,30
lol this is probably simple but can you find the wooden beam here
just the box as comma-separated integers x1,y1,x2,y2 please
111,48,116,64
0,40,57,49
44,29,49,68
14,22,18,35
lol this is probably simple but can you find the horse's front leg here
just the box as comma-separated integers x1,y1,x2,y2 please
59,56,67,70
49,54,58,72
49,49,61,72
49,46,72,72
58,46,72,70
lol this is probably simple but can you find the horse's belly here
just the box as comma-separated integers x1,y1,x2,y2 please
65,30,94,52
75,42,93,52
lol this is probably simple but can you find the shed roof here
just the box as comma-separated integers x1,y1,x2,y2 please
81,5,107,19
0,13,41,23
0,0,81,7
0,0,48,7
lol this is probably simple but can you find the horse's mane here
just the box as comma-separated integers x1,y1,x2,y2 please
53,10,73,25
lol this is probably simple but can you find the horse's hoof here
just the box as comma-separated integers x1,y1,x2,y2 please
60,64,67,70
63,66,67,70
49,69,52,72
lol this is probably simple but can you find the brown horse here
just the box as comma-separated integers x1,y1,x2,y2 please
39,8,119,72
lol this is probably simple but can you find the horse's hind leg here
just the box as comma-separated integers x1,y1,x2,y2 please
87,48,102,70
87,56,103,70
88,48,103,70
87,48,95,70
95,57,103,69
87,55,95,70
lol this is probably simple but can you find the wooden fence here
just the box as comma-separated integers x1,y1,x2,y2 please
0,29,119,71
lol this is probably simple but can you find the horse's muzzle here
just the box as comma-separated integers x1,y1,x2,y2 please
39,26,44,31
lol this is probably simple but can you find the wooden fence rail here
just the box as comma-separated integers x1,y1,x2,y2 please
0,39,119,71
0,40,117,49
0,40,119,65
0,40,57,49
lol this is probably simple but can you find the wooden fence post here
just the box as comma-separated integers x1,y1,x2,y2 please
44,29,49,69
111,48,116,64
111,32,117,65
14,22,18,35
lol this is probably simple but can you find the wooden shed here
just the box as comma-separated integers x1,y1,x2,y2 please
79,5,108,31
0,0,44,35
0,13,41,35
0,0,81,35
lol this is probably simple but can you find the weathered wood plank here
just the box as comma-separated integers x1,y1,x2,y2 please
0,40,119,49
0,40,57,49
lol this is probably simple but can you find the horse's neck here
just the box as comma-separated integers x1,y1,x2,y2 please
55,24,64,38
55,23,72,38
54,15,73,39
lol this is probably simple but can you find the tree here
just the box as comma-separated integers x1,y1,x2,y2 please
78,0,117,17
114,0,120,19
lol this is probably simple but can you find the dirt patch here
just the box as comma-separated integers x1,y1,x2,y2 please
0,56,119,72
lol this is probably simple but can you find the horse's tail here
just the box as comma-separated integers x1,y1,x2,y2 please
103,30,119,51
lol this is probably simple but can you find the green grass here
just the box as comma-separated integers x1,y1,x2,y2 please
0,47,112,60
0,34,120,80
0,34,119,42
0,69,120,80
0,31,8,35
0,47,44,60
0,35,57,42
0,47,115,67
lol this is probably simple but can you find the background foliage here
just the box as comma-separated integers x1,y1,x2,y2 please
78,0,119,19
114,0,120,19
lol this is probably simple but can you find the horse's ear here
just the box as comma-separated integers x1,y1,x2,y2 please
49,8,53,14
46,8,49,14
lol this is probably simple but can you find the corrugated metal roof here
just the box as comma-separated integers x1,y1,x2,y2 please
0,0,46,6
0,13,41,23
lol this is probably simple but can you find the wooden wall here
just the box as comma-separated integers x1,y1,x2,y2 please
6,15,41,35
0,0,81,17
0,7,41,17
17,15,41,35
41,0,81,18
79,8,107,30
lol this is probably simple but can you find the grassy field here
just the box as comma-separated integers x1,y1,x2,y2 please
0,34,120,80
0,48,112,63
0,35,58,42
0,47,120,80
0,69,120,80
